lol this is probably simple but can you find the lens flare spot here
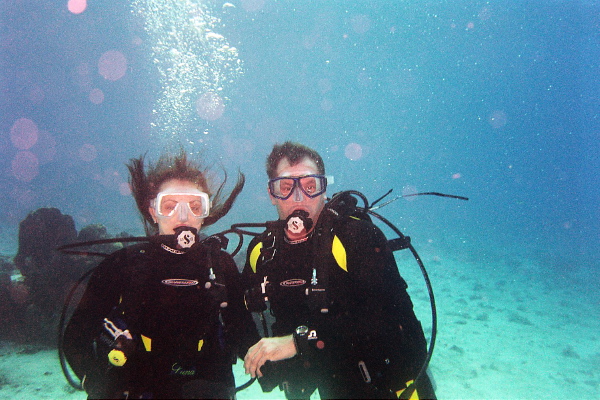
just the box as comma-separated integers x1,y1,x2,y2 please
196,92,225,121
11,151,40,182
10,186,37,211
29,86,45,104
402,185,418,201
89,88,105,104
98,50,128,81
351,14,371,34
489,110,507,129
79,144,98,162
10,118,39,150
119,182,132,196
344,143,363,161
32,130,57,164
68,0,87,14
321,98,333,112
77,62,90,76
9,282,30,305
241,0,266,12
318,79,332,94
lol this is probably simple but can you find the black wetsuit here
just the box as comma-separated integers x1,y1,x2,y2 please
63,240,259,399
243,213,436,399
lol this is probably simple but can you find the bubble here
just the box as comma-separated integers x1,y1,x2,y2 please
68,0,87,14
196,92,225,121
10,118,38,150
89,88,104,104
131,0,243,138
489,110,507,129
206,32,224,40
98,50,128,81
11,151,40,182
79,144,98,162
344,143,363,161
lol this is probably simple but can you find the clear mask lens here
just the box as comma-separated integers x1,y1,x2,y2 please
269,175,327,200
154,192,210,219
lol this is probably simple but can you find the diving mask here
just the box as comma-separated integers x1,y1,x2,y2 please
151,188,210,220
268,174,327,201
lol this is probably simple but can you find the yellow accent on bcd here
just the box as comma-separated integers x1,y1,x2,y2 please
331,235,347,272
396,380,419,399
141,334,152,351
198,339,204,351
107,349,127,367
249,242,263,273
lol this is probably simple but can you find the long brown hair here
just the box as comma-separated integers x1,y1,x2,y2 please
127,150,244,235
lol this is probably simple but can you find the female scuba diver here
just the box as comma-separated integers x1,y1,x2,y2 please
62,151,259,399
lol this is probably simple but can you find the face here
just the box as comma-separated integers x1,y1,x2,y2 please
148,179,207,235
269,157,326,234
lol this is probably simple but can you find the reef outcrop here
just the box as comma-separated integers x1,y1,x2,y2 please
2,208,123,344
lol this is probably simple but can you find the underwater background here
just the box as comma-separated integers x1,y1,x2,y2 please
1,0,599,398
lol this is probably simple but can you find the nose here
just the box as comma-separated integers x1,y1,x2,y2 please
293,186,304,202
177,203,189,222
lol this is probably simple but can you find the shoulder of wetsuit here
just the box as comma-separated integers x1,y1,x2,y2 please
86,244,145,282
325,192,372,223
246,225,280,256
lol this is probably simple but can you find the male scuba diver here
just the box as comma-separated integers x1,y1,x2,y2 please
242,142,437,399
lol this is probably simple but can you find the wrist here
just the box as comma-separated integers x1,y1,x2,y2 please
293,326,310,357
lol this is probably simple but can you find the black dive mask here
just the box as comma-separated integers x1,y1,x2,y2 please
285,210,313,235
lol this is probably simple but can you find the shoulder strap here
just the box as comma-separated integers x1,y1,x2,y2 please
201,243,229,309
248,230,277,273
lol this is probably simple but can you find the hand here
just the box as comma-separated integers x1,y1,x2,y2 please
244,335,296,378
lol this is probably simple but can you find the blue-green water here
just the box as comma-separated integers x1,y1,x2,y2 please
1,1,598,398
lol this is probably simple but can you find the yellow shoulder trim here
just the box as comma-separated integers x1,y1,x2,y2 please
396,380,419,399
249,242,263,273
331,235,347,272
141,335,152,351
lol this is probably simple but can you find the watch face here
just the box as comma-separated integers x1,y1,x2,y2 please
296,325,309,335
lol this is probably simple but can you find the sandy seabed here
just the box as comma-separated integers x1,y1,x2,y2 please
0,248,598,400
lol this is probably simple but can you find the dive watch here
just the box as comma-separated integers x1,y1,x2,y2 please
293,325,310,357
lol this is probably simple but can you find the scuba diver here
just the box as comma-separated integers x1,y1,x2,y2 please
61,151,259,399
242,142,438,399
